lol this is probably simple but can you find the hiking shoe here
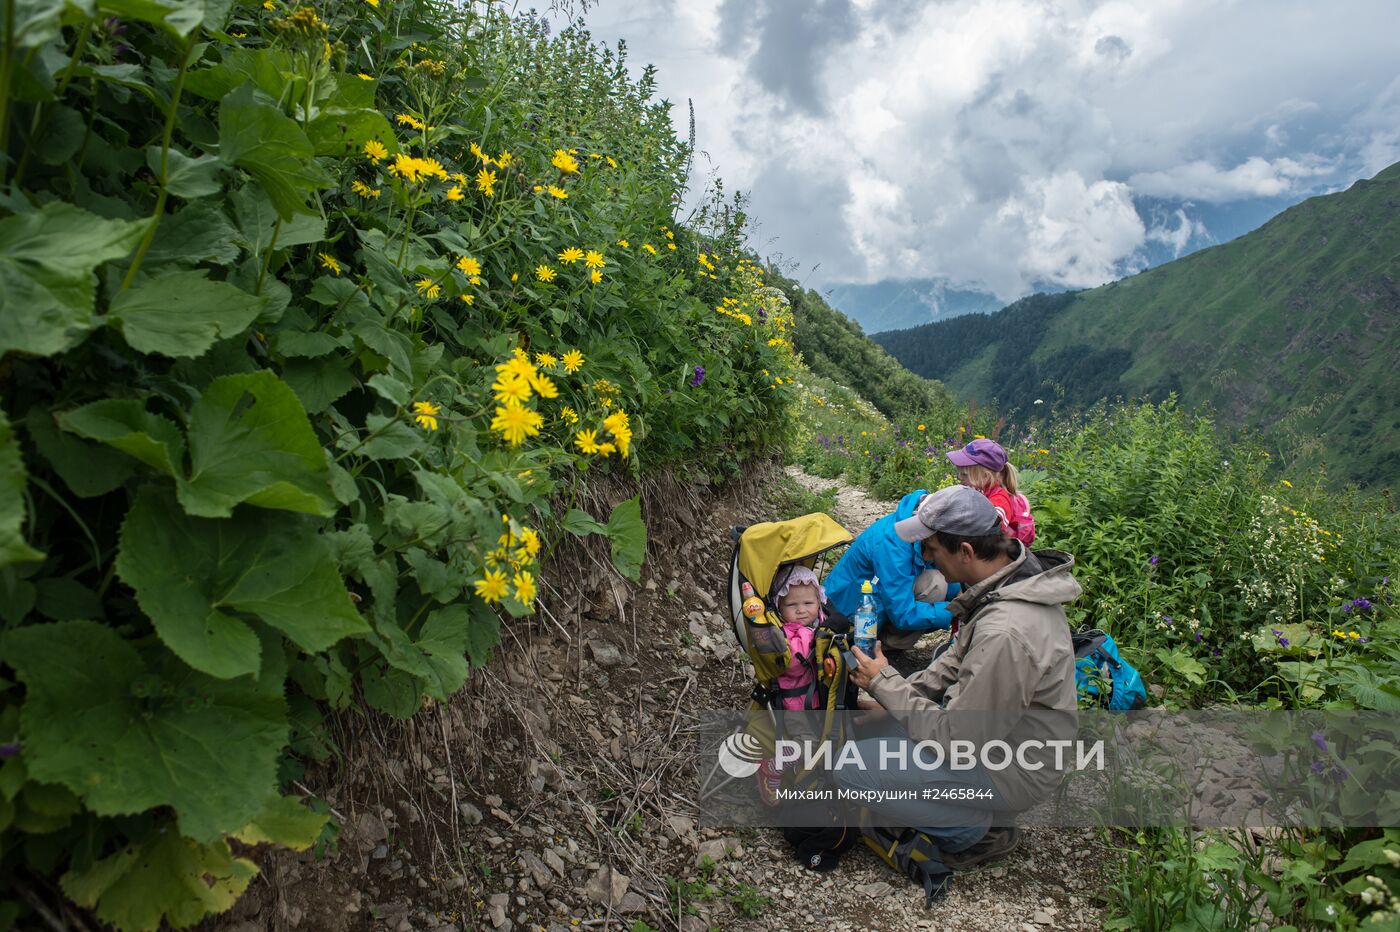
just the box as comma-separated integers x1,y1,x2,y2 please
940,826,1021,870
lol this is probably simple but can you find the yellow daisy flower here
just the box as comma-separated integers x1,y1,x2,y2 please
551,149,579,174
547,185,568,200
473,569,509,603
561,349,584,373
574,429,601,455
491,398,542,446
318,252,341,275
411,400,440,431
363,139,387,161
584,250,605,269
536,265,556,282
558,247,584,265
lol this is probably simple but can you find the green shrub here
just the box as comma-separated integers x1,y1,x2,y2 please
0,2,797,927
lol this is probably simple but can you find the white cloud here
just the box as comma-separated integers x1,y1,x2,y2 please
575,0,1400,299
1128,156,1335,203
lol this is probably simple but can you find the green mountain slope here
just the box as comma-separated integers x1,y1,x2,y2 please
874,162,1400,489
772,271,959,420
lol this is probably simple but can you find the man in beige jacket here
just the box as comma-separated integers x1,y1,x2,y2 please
845,484,1081,863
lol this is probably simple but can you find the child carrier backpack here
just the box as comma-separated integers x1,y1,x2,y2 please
1072,627,1147,711
725,512,858,716
700,513,860,870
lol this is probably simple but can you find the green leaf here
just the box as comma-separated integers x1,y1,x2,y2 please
367,373,409,406
35,577,102,620
101,0,228,37
57,398,184,477
108,270,265,357
149,146,225,199
117,487,368,679
606,495,647,583
282,356,356,413
563,507,607,537
1,620,288,842
360,662,418,719
233,794,328,850
307,108,395,158
146,202,241,267
218,84,329,220
7,0,66,49
0,410,44,567
354,413,424,461
178,370,336,517
185,47,297,102
61,828,257,931
25,406,137,497
0,202,142,357
372,604,479,702
37,104,85,164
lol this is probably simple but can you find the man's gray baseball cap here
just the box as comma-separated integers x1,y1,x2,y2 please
893,486,1002,543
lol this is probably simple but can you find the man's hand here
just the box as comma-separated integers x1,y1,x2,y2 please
849,642,889,689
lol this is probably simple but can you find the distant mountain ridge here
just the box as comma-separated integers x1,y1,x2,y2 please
872,162,1400,490
822,279,1007,333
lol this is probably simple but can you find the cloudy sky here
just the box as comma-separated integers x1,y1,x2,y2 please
564,0,1400,301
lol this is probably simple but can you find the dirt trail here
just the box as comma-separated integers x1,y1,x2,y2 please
229,467,1111,932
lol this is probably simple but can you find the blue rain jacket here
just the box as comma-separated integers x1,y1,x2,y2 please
824,490,961,632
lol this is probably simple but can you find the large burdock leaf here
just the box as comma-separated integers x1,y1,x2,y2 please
0,410,44,567
218,84,330,220
178,370,337,517
117,486,368,679
233,794,328,850
108,270,266,357
61,827,257,931
0,202,142,357
0,620,288,842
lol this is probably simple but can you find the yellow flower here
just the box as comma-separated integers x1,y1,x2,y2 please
497,151,514,168
604,410,631,458
617,239,629,248
419,157,448,180
510,272,519,283
575,429,601,455
445,185,464,201
1281,479,1293,488
533,185,543,193
357,72,374,81
350,180,381,198
474,569,508,603
476,168,497,196
364,0,379,7
589,152,602,159
606,156,618,168
917,424,926,431
1037,448,1050,454
667,242,677,250
469,142,490,164
584,250,605,269
414,278,441,299
498,353,536,381
664,229,674,239
596,442,617,457
1349,631,1361,639
547,185,568,200
262,0,274,9
454,257,481,279
389,153,421,182
973,434,986,440
459,293,475,306
318,252,341,275
558,247,584,265
516,528,541,559
491,398,542,446
535,264,556,282
590,269,603,284
560,406,578,425
529,372,559,399
642,243,656,255
561,349,584,373
395,113,426,131
552,149,579,174
363,139,388,161
412,400,441,431
534,352,558,367
492,373,532,403
513,570,536,605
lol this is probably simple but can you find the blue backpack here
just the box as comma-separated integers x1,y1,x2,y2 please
1072,628,1146,711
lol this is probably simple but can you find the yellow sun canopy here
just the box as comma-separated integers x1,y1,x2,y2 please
737,512,852,599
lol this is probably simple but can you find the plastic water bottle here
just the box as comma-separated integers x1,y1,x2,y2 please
853,580,878,655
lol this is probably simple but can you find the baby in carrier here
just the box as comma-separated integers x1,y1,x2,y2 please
757,565,830,804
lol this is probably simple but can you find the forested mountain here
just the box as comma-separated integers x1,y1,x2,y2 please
874,162,1400,489
772,271,958,420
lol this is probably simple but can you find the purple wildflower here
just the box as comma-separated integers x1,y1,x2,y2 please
0,742,18,759
1311,731,1328,752
1194,632,1203,642
1278,636,1290,648
690,365,705,387
1353,598,1372,612
1163,615,1174,626
1211,649,1222,657
1149,555,1160,566
1310,760,1326,775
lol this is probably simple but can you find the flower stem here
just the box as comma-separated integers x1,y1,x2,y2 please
121,34,198,289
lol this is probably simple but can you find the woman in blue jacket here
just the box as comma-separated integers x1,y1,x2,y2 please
824,490,961,650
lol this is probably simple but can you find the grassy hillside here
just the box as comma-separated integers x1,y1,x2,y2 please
875,163,1400,489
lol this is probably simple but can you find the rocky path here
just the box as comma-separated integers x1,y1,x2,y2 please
232,467,1112,932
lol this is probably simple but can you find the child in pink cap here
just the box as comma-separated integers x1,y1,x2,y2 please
947,439,1036,546
756,565,830,805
